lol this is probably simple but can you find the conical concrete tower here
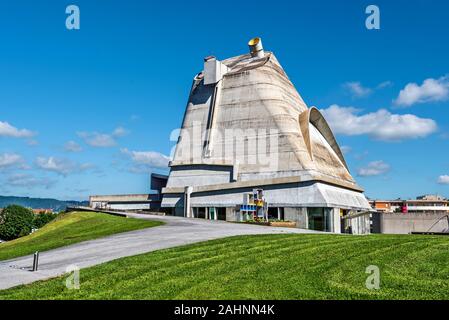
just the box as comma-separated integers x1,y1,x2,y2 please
162,38,371,234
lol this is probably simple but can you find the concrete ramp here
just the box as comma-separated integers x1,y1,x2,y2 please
0,214,318,290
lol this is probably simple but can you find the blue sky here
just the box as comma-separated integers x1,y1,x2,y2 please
0,0,448,200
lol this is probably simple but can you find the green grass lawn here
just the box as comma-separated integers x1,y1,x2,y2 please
1,233,449,300
0,211,163,261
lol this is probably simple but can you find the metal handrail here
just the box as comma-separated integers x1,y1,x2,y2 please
426,214,449,233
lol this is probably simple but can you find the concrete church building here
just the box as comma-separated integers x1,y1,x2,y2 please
161,38,371,234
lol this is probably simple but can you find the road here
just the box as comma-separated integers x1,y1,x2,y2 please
0,214,317,290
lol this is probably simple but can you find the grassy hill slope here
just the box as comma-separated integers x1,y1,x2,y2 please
0,211,163,261
2,233,448,300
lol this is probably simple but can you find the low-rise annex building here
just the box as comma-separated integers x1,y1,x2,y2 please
370,195,449,234
161,38,372,234
89,173,168,212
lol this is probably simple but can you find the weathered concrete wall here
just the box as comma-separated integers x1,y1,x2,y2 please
373,212,449,234
331,208,341,234
351,214,371,235
90,194,153,203
163,182,369,211
166,165,233,188
89,194,161,211
107,203,151,211
226,207,237,222
284,207,307,228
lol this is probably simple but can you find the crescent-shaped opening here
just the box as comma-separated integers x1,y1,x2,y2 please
299,107,349,171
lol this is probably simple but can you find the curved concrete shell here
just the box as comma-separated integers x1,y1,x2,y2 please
162,42,371,233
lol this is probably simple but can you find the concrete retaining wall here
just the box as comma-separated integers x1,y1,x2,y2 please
372,212,449,234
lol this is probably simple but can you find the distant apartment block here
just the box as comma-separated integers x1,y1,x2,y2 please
370,195,449,234
370,195,449,214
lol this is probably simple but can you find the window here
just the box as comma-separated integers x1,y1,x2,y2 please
307,208,331,232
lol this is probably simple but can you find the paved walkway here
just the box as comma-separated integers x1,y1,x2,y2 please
0,214,317,290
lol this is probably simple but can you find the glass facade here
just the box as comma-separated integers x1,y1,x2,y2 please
307,208,332,232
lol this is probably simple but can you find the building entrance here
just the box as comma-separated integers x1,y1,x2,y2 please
308,208,331,232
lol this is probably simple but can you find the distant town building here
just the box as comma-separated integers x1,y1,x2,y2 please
1,207,53,214
369,196,449,214
416,194,446,201
370,195,449,234
32,208,54,214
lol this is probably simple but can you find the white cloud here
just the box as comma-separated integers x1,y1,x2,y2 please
377,81,393,89
437,175,449,185
320,104,437,141
36,157,94,176
77,132,116,147
343,81,392,98
7,173,56,189
394,76,449,106
358,160,390,177
0,121,36,138
112,126,128,137
77,127,128,148
26,139,39,146
343,82,372,98
121,148,170,172
64,141,83,152
340,146,352,154
354,151,369,161
0,153,26,170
